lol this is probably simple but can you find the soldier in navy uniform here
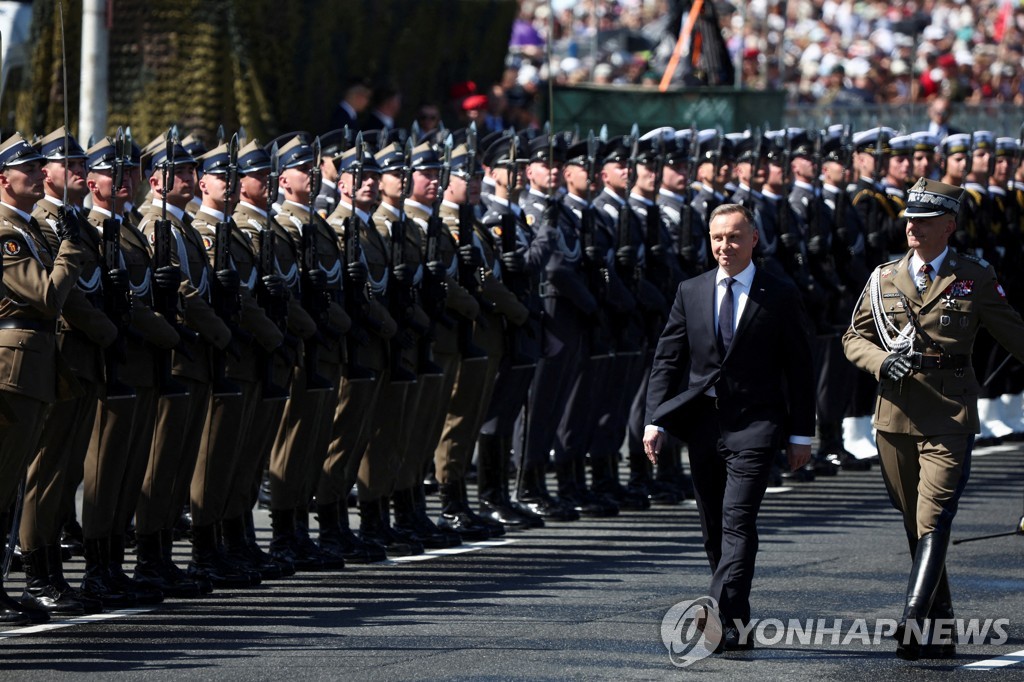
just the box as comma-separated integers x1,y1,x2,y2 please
909,132,939,184
658,129,708,279
851,127,897,265
690,129,729,232
882,135,913,256
478,133,559,517
516,133,609,516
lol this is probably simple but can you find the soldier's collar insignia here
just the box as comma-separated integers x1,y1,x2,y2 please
526,213,535,226
3,240,21,256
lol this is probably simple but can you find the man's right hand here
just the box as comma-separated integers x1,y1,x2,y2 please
56,206,82,245
881,353,914,381
153,265,182,291
643,425,664,465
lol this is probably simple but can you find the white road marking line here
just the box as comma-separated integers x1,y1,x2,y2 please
390,539,518,563
765,487,793,494
0,608,154,639
960,648,1024,670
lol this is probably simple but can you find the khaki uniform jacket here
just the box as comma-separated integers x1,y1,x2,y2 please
327,202,397,372
33,199,118,384
85,207,179,388
843,249,1024,436
276,201,351,365
0,203,84,402
139,204,231,382
412,201,479,355
192,207,285,381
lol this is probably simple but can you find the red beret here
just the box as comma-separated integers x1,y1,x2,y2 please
461,94,489,111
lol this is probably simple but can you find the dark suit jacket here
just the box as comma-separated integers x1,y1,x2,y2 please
645,265,815,452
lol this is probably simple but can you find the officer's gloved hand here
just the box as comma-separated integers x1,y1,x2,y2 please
426,260,447,280
881,353,914,381
56,205,81,245
262,274,286,298
779,232,800,251
866,231,886,251
807,235,826,256
346,260,369,289
305,269,327,290
106,269,130,291
679,245,697,264
650,243,667,260
836,227,852,245
584,245,604,263
458,243,482,270
215,269,240,294
392,263,413,284
543,197,559,224
500,251,526,274
615,245,636,271
153,265,182,291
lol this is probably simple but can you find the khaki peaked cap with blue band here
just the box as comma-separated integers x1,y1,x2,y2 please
901,177,964,219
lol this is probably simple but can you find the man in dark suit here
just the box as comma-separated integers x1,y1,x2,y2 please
644,203,815,651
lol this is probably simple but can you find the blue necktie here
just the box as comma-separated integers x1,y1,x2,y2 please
718,277,735,352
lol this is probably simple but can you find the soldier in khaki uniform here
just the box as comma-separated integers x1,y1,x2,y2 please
81,136,179,607
844,178,1024,660
231,139,316,577
0,134,84,626
21,128,118,616
404,142,489,541
136,138,232,597
319,141,398,562
267,135,350,571
189,143,285,587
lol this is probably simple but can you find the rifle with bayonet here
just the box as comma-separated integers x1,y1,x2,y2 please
418,135,454,375
498,131,536,368
101,127,136,399
300,136,336,392
579,130,613,359
612,128,644,356
455,124,488,361
387,139,420,383
678,123,703,277
151,126,191,397
342,132,379,381
209,134,244,397
254,141,290,400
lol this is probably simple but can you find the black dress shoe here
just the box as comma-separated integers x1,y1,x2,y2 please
0,608,30,625
919,642,956,659
721,625,754,651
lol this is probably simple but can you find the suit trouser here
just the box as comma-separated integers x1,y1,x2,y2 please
0,392,50,512
21,380,99,550
813,332,856,434
318,375,384,505
359,379,412,502
400,351,459,490
590,351,647,460
191,379,260,526
480,360,534,440
136,379,210,535
686,397,773,626
555,351,609,465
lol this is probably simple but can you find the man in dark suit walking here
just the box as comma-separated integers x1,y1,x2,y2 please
644,203,815,651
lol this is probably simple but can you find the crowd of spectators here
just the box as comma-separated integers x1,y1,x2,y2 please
492,0,1024,111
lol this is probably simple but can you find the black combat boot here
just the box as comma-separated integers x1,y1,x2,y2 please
477,434,535,529
591,454,646,511
20,547,85,615
318,500,386,563
109,534,164,604
437,483,491,541
60,512,85,557
159,529,208,596
412,484,462,548
296,506,342,570
895,530,950,661
393,487,456,549
358,498,417,557
47,545,102,613
222,515,282,580
80,537,137,608
0,575,30,625
188,524,255,588
516,464,579,521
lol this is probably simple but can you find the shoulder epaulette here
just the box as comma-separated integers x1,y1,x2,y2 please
958,251,990,268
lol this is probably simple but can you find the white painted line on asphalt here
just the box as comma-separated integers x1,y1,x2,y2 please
390,539,518,563
960,648,1024,670
0,607,154,640
765,487,793,494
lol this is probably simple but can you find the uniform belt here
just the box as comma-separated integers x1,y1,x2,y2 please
0,318,57,333
538,281,557,298
909,352,968,370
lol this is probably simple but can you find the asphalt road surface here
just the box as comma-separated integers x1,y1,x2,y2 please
2,444,1023,681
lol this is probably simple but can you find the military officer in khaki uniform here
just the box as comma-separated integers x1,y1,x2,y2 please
319,141,398,562
0,134,84,625
81,136,179,607
267,135,350,571
231,139,315,577
844,178,1024,661
189,143,285,587
22,128,118,616
137,137,232,597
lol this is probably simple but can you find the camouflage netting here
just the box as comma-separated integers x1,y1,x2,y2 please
10,0,515,146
